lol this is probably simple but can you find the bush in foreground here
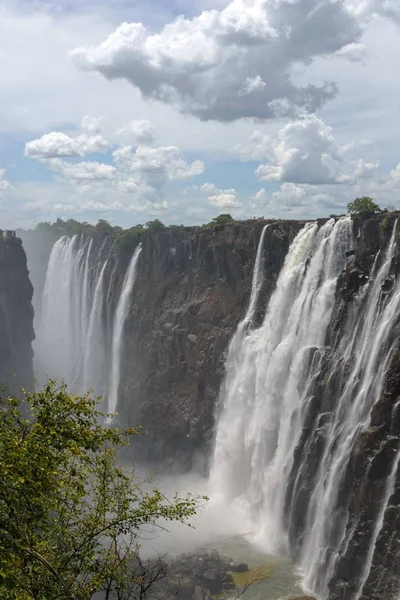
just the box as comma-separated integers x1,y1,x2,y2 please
0,382,204,600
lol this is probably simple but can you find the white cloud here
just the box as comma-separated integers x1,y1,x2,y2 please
0,168,11,195
25,131,109,159
49,158,117,181
113,144,204,189
390,163,400,181
335,42,367,62
239,75,267,96
197,183,239,208
70,0,372,121
24,116,205,210
233,130,272,162
81,115,103,134
117,119,157,145
255,115,378,185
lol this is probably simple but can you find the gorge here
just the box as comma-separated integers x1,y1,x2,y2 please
7,212,400,600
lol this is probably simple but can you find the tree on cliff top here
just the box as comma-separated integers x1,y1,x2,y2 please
0,382,204,600
210,214,234,226
347,196,382,215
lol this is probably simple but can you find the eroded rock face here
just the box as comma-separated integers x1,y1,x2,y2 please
282,213,400,600
118,220,305,471
0,237,34,393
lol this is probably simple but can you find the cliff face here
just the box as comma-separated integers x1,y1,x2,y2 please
0,238,34,393
118,220,305,470
326,215,400,600
281,214,400,600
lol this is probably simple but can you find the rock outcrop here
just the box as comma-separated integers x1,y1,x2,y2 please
0,237,34,393
118,219,305,471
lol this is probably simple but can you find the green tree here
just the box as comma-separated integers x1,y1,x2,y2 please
347,196,382,215
115,226,144,257
0,383,204,600
94,219,113,237
145,220,165,232
211,214,234,225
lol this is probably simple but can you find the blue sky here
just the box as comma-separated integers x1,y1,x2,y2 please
1,0,400,228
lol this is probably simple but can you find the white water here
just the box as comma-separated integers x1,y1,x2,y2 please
210,218,400,598
354,447,400,600
298,222,400,596
37,236,141,416
108,245,142,416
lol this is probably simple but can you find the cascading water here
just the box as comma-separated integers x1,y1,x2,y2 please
210,217,399,598
297,222,400,597
36,236,141,415
108,245,142,416
36,235,110,397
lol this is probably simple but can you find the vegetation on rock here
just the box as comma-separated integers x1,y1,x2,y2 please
347,197,382,215
0,382,204,600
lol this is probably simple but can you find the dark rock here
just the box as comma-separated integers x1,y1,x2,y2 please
230,563,249,573
118,219,306,472
194,586,210,600
222,582,236,591
202,569,223,594
177,581,195,600
0,238,34,393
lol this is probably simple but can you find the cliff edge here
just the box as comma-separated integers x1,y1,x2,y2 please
0,236,34,393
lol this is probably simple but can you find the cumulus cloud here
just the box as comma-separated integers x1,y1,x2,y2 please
197,183,239,208
50,159,117,181
113,145,204,191
255,115,378,185
70,0,374,121
81,115,103,134
24,117,205,208
117,119,157,145
233,130,272,162
25,131,109,159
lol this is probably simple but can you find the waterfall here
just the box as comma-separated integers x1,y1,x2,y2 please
108,245,142,416
82,260,109,398
211,217,400,598
36,235,110,397
298,222,400,597
210,220,351,570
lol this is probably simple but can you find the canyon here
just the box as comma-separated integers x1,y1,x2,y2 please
5,212,400,600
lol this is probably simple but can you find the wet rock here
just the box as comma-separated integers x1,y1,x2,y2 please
0,237,34,393
119,219,306,471
202,569,223,594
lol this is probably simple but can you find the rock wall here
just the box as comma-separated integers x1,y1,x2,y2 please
118,219,305,471
281,213,400,600
326,214,400,600
0,237,34,393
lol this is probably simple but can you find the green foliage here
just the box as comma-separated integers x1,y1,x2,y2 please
347,197,382,215
0,383,204,600
114,225,144,257
381,214,392,231
202,214,235,229
210,214,234,226
94,219,114,237
114,221,167,257
145,219,165,232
